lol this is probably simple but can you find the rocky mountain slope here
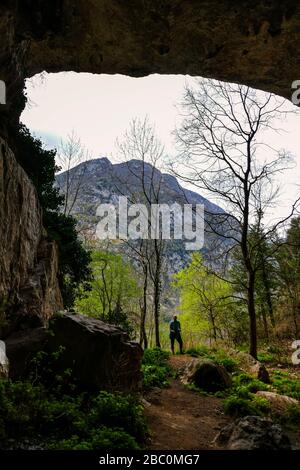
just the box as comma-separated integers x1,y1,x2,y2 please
56,157,228,274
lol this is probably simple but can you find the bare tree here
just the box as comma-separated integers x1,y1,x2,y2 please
56,131,90,216
173,79,299,358
116,117,166,348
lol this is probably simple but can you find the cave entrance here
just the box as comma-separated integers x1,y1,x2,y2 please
16,70,300,350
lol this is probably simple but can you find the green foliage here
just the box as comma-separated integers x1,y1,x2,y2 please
142,365,171,389
271,370,300,400
28,347,77,396
44,211,92,308
257,352,276,363
75,250,140,333
185,346,210,357
142,347,170,366
222,371,270,418
223,395,270,418
279,404,300,428
142,348,171,389
87,391,147,439
13,124,63,212
0,378,147,449
173,253,240,345
49,427,140,450
185,346,238,372
0,346,147,449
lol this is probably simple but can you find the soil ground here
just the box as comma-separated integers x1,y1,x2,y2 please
144,355,231,450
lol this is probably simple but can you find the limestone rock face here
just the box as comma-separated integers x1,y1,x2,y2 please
47,313,143,392
216,416,291,450
181,358,232,392
0,138,63,329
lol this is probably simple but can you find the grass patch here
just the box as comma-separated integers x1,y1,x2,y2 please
223,394,270,418
271,370,300,401
185,346,238,372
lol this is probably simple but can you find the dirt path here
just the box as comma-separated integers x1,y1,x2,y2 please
144,355,231,450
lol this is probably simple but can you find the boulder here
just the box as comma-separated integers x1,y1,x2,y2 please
181,358,232,392
216,416,291,450
5,327,48,379
256,391,299,413
250,362,271,384
236,351,271,383
47,313,143,392
0,339,9,378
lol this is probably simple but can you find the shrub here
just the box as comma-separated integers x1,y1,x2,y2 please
87,391,147,440
185,346,209,357
142,348,171,390
271,371,300,400
49,427,140,450
279,404,300,427
142,365,170,389
0,379,147,449
224,395,270,417
257,352,276,363
142,348,170,367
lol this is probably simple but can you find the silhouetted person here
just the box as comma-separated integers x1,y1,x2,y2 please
169,315,183,354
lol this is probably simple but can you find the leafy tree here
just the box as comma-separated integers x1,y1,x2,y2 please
13,123,63,211
173,253,236,343
276,216,300,335
75,250,141,334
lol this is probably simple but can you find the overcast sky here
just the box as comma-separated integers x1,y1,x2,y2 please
21,71,300,223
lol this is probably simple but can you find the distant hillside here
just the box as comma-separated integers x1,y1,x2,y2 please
56,157,229,275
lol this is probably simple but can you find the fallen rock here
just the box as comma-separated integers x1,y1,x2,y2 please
0,339,9,377
216,416,291,450
5,327,48,378
236,351,271,383
48,313,143,392
256,391,299,413
181,358,232,392
250,362,271,384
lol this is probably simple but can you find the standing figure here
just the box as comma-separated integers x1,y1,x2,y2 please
169,315,183,354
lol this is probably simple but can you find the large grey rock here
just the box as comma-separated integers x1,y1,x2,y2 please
5,327,48,378
181,358,232,392
48,313,143,392
256,391,299,413
216,416,291,450
235,351,271,383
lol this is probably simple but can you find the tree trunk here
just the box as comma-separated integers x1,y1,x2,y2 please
139,266,148,349
153,278,161,348
261,304,269,339
248,272,257,359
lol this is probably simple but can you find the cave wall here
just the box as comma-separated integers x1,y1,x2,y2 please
1,0,300,321
0,137,63,332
